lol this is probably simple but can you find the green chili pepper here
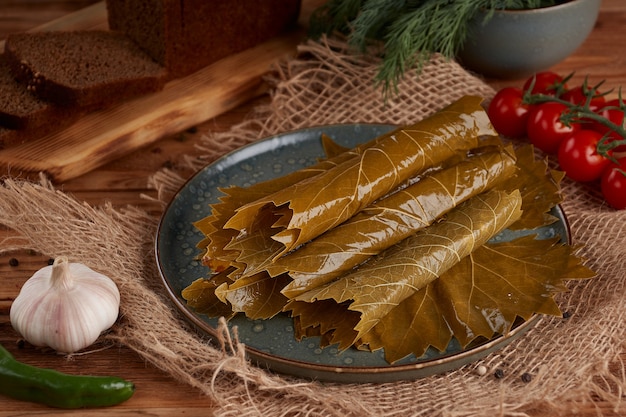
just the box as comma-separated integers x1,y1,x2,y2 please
0,343,135,408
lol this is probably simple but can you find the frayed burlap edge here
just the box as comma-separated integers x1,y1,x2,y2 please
1,37,624,417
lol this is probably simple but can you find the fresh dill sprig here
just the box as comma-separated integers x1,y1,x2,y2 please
309,0,560,96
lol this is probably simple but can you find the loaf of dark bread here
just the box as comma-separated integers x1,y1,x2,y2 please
106,0,301,79
4,30,167,108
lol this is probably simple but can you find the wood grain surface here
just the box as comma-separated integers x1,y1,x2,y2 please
1,1,625,416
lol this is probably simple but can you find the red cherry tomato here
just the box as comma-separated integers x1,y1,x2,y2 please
558,130,611,182
601,157,626,209
487,87,531,138
562,85,606,111
527,102,581,154
522,71,565,95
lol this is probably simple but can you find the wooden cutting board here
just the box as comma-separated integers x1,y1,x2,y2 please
0,1,311,182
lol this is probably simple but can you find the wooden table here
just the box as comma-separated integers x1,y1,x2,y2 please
1,1,625,416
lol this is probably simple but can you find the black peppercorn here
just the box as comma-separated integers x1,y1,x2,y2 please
9,258,19,267
494,368,505,379
521,372,532,383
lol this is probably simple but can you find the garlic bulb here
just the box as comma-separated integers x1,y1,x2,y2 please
10,257,120,353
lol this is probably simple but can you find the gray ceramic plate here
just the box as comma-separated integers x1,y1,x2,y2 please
156,124,569,383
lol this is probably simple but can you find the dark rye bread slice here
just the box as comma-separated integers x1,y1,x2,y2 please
0,54,78,132
4,30,166,109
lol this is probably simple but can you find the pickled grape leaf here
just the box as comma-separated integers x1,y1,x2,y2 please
214,272,292,319
321,132,349,157
293,189,523,341
181,271,235,318
206,141,564,313
290,300,360,351
224,96,494,256
435,237,593,346
221,206,283,279
501,144,564,230
355,284,453,357
356,236,595,363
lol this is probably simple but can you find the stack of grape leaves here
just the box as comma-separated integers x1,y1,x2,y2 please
182,96,595,364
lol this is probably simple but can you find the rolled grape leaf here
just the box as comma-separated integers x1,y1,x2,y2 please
195,153,354,271
212,141,565,312
293,188,523,342
197,126,411,270
224,96,495,257
274,147,517,298
186,141,566,328
217,147,518,316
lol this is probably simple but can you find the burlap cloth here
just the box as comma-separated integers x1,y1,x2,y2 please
1,37,625,416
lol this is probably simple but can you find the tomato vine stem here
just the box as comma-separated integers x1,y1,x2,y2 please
521,75,626,160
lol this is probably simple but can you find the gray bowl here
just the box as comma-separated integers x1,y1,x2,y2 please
458,0,601,78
